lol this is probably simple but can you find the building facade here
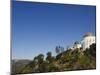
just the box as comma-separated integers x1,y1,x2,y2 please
73,41,81,49
81,32,96,50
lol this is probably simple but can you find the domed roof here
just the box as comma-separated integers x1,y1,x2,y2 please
83,32,93,37
74,41,80,44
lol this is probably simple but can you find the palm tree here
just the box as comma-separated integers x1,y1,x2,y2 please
60,46,64,53
55,46,60,55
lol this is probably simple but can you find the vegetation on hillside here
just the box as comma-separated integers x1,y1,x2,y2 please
12,43,96,74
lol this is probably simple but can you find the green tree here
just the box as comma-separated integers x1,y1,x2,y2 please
84,43,96,58
36,54,44,64
46,52,55,63
89,43,96,58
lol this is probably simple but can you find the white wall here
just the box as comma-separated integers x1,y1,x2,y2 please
74,44,81,49
82,36,95,50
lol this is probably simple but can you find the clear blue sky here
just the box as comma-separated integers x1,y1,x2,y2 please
12,1,96,60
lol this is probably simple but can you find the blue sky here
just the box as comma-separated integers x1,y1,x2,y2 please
12,1,96,60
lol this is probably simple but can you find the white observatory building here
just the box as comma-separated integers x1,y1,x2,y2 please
73,41,81,49
81,32,96,50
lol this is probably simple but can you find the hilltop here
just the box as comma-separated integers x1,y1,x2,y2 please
12,43,96,74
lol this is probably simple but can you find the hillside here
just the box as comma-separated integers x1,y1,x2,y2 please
11,59,32,75
12,43,96,74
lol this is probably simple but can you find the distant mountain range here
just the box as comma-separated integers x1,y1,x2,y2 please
11,59,32,75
